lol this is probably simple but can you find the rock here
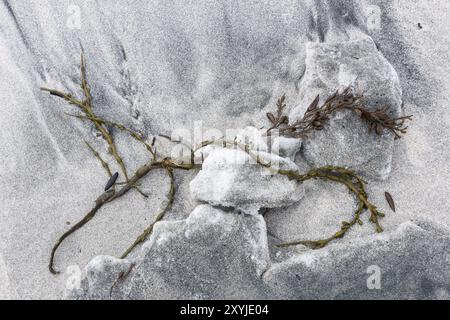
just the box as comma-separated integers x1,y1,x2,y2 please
68,256,134,300
290,37,403,179
270,136,302,160
69,205,272,300
190,148,304,213
264,219,450,299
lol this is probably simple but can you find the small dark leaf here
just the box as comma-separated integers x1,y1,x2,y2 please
307,95,320,111
384,191,396,212
105,172,119,191
325,90,338,104
280,115,289,124
266,112,276,124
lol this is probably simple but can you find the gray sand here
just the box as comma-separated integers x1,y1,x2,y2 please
1,0,450,299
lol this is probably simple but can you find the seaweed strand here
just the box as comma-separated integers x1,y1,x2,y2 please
41,55,129,181
210,140,385,249
84,141,113,178
47,160,166,274
266,87,412,139
120,165,175,259
66,113,156,160
49,190,115,274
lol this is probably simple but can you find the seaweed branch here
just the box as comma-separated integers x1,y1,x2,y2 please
209,140,385,249
66,113,156,160
120,166,175,259
84,141,113,178
49,189,115,274
266,87,412,139
41,54,132,181
48,159,167,274
266,95,289,132
276,166,384,249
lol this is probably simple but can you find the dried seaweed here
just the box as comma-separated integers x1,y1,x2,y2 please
266,87,412,139
46,157,171,274
120,166,175,259
276,166,384,249
266,95,289,132
42,54,168,274
42,54,131,181
42,54,411,275
218,141,385,249
84,141,113,178
265,89,410,248
65,112,156,160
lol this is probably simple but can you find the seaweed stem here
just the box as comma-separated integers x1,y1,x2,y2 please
120,166,175,259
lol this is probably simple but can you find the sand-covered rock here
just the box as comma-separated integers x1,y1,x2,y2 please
270,136,302,160
265,219,450,299
70,205,271,300
68,256,134,300
290,37,403,179
190,148,304,213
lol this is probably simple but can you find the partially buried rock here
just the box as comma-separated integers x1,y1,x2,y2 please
190,148,304,213
69,204,272,299
264,219,450,299
270,136,302,160
290,36,403,180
